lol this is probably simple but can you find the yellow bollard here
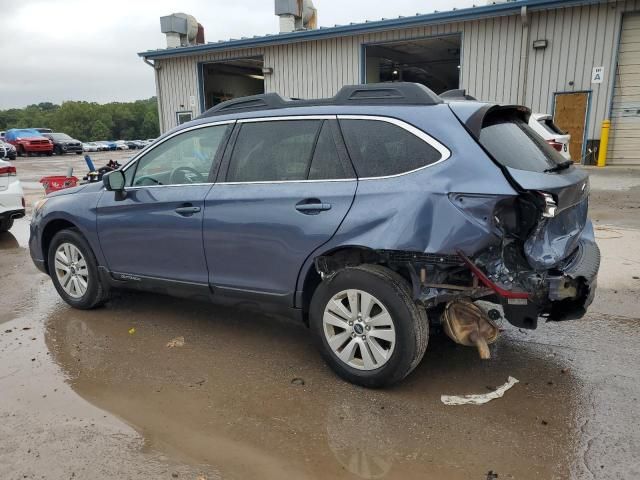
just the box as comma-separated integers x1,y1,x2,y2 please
597,120,611,168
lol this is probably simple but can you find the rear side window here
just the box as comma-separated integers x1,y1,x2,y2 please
227,120,321,182
540,118,565,136
309,122,347,180
480,114,566,172
340,119,443,178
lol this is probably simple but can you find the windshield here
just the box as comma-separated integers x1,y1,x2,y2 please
51,133,72,141
480,113,566,173
5,129,44,140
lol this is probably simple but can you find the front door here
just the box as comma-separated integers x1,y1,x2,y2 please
97,122,233,284
203,118,357,303
554,92,589,163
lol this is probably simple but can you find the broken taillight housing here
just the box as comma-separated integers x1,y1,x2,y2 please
0,166,16,176
538,192,557,218
547,139,563,152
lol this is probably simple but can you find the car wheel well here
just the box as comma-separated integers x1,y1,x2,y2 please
41,219,79,273
301,247,415,324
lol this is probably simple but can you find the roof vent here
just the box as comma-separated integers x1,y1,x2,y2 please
160,13,202,48
274,0,317,33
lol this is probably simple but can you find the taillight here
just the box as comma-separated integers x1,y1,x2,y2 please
547,139,563,152
0,166,16,176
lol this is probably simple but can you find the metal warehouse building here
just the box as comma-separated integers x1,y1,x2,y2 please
140,0,640,165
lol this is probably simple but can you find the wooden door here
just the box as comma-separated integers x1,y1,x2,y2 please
554,92,589,163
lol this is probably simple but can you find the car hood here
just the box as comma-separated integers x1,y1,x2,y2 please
47,181,103,198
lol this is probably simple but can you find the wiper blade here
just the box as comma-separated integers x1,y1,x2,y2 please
544,160,573,173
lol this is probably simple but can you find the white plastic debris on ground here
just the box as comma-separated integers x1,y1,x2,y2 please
441,376,519,406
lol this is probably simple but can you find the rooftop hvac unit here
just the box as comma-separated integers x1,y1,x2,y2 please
274,0,317,33
160,13,201,48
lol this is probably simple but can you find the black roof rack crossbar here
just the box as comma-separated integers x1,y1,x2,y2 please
198,82,442,118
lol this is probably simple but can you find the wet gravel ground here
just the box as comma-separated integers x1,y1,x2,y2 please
0,159,639,479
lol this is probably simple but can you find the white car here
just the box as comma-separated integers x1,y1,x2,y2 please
529,113,572,161
83,142,99,152
115,140,129,150
0,159,25,232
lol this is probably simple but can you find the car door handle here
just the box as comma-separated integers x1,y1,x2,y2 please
175,206,201,216
295,200,332,214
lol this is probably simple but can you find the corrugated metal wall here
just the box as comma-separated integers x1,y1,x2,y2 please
155,1,640,144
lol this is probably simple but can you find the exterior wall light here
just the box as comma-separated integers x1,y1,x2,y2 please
533,39,548,49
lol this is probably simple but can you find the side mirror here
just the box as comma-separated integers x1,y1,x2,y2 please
103,170,126,191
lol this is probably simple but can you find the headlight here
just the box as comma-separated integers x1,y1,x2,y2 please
33,198,48,214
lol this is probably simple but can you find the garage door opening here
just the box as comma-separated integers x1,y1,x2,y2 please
364,35,461,94
201,56,265,110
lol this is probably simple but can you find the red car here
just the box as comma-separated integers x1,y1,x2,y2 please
4,129,53,157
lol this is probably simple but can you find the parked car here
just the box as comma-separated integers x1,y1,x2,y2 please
92,141,110,152
34,128,53,134
28,83,599,387
96,141,117,151
0,140,17,160
0,159,25,232
529,113,571,161
123,140,139,150
82,142,99,152
114,140,129,150
4,128,53,157
132,140,147,149
44,133,83,155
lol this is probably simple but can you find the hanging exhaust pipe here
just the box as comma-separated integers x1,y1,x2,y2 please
442,299,499,359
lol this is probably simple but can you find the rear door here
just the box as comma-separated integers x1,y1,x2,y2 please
97,122,233,284
203,117,356,303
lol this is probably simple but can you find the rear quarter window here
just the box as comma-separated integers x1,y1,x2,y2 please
339,119,443,178
480,113,566,173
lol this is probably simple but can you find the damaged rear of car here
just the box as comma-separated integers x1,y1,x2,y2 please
448,102,599,329
308,94,599,386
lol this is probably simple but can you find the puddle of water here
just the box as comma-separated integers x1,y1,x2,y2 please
45,292,580,480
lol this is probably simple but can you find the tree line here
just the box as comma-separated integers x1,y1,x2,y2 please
0,98,160,141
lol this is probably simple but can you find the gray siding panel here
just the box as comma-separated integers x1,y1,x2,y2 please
154,1,637,137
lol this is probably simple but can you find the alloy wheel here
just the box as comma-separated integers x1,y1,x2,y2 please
54,242,89,298
322,289,396,371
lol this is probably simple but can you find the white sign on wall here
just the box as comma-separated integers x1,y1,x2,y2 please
189,95,197,107
592,66,605,84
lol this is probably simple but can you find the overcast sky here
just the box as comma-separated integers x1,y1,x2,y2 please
0,0,477,109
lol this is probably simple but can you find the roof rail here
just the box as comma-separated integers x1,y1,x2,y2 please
440,89,478,101
198,82,442,118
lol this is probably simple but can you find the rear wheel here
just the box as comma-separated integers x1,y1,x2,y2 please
310,264,428,388
17,146,24,157
48,229,109,309
0,217,14,232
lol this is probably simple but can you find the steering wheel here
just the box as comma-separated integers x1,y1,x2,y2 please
170,166,206,184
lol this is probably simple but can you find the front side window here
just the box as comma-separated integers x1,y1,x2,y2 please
131,124,231,187
340,119,443,178
226,120,322,182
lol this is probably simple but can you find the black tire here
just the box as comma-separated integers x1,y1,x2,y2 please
46,151,53,156
17,146,24,157
0,217,14,232
75,151,82,155
47,228,109,309
310,264,428,388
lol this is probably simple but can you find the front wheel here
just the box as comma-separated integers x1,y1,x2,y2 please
310,264,428,388
47,228,109,309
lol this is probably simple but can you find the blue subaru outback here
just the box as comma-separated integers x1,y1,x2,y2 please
29,83,599,387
